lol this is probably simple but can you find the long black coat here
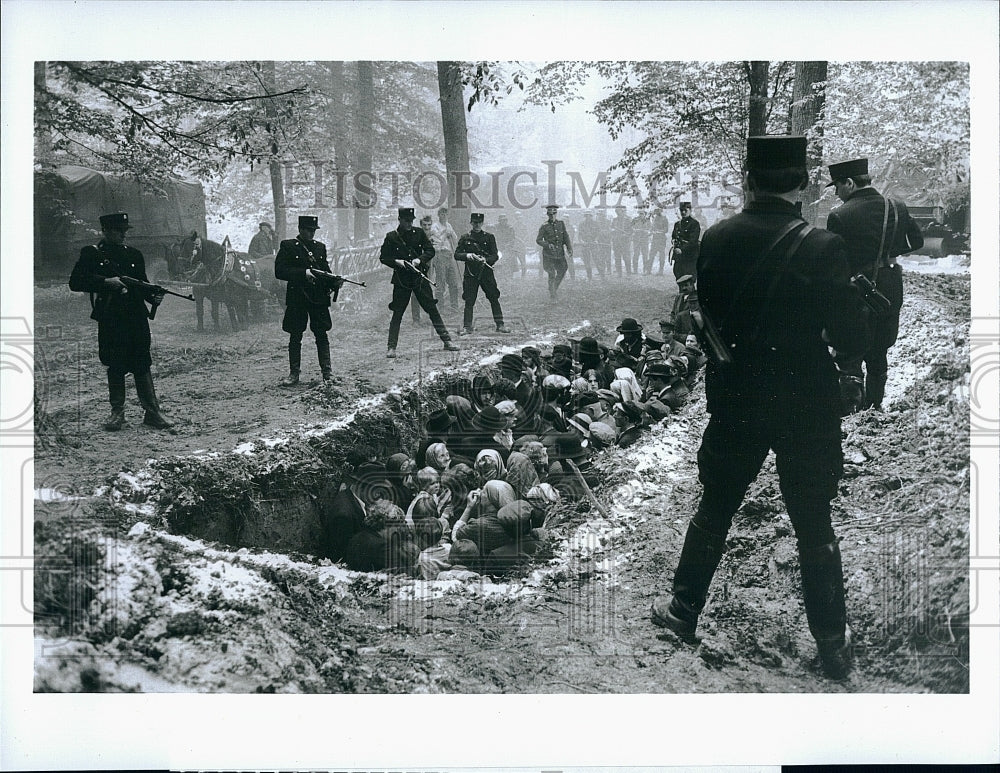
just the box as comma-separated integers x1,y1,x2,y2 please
697,197,869,415
379,226,435,289
825,187,924,275
69,240,154,373
275,237,332,307
322,488,366,561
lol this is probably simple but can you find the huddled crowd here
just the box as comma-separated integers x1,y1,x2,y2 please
322,303,708,581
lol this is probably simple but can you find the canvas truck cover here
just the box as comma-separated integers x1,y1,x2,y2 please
35,165,207,278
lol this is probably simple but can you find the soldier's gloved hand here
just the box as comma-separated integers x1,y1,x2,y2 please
305,268,317,283
412,258,421,268
104,276,127,293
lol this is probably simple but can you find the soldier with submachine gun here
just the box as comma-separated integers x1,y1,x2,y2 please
379,207,460,359
455,212,511,336
69,212,189,431
275,215,345,385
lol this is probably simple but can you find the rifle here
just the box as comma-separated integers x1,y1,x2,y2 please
95,274,194,321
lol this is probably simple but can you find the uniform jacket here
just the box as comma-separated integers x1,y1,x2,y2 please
825,187,924,275
611,214,632,243
697,197,869,414
69,240,155,372
380,225,435,289
275,237,333,307
456,228,499,278
536,219,572,259
672,215,702,257
577,218,599,243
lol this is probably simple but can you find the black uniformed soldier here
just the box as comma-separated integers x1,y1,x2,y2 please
535,203,573,299
456,212,510,336
69,212,173,431
670,201,701,284
825,157,924,411
650,208,670,275
575,210,602,280
275,215,343,385
611,205,632,276
651,136,869,680
380,207,459,358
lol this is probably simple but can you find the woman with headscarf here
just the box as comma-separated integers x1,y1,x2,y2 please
439,462,476,527
444,394,478,463
610,367,643,403
519,440,551,483
384,452,415,511
473,448,507,483
453,478,518,554
504,450,539,500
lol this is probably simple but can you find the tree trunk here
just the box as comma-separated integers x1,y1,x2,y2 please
353,61,375,242
790,61,828,224
747,61,769,138
34,61,54,164
437,62,472,237
326,61,351,247
261,61,287,241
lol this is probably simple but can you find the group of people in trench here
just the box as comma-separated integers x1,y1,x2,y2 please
322,309,708,581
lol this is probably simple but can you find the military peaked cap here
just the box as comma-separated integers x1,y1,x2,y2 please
398,207,416,220
298,215,320,230
470,212,485,223
679,201,692,209
826,158,869,187
746,135,807,171
99,212,131,231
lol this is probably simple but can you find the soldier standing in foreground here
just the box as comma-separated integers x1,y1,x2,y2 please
536,203,573,299
380,207,459,358
651,136,869,680
670,201,701,284
824,157,924,412
69,212,173,430
456,212,511,336
275,215,343,385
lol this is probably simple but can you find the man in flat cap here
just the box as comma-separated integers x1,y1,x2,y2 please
670,201,701,284
248,221,276,262
825,157,924,412
69,212,173,430
651,136,869,680
536,203,574,299
275,215,343,384
380,207,460,358
455,212,510,335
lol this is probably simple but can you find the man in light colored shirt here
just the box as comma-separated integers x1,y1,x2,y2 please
429,206,461,309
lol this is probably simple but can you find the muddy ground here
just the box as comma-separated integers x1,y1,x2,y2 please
32,254,972,693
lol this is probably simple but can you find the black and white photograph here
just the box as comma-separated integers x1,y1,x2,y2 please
3,0,998,769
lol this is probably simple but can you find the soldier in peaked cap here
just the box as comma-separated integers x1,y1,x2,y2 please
455,212,511,336
650,135,870,680
274,215,343,385
380,207,460,358
825,157,924,412
670,201,701,284
69,212,175,431
536,203,574,299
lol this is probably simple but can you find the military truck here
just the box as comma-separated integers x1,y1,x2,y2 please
34,165,207,281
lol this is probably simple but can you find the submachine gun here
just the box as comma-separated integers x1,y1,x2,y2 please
397,242,437,289
850,273,892,316
306,269,365,302
92,265,195,321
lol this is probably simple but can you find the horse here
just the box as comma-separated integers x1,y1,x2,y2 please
175,234,263,332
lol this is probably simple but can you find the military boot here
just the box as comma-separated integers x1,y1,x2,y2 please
134,370,174,429
317,336,333,382
651,519,727,642
104,371,127,431
799,541,852,679
280,339,301,387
